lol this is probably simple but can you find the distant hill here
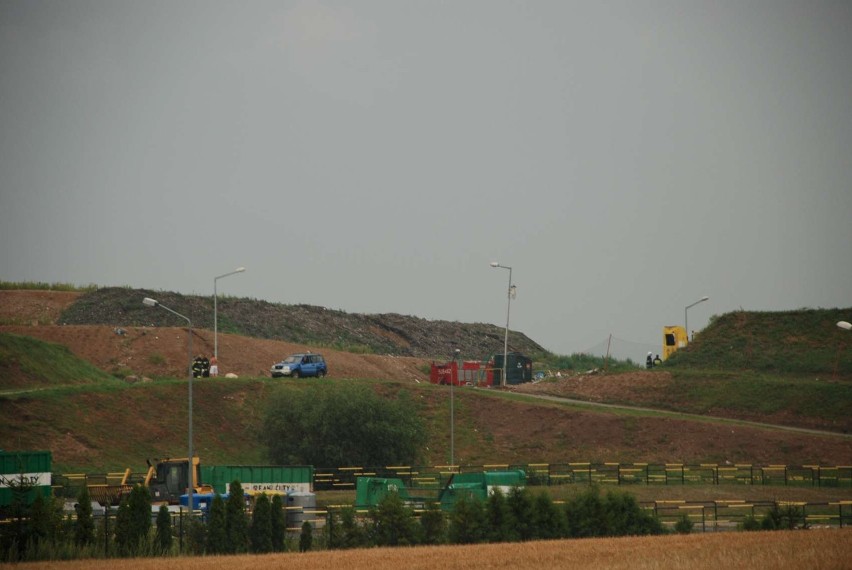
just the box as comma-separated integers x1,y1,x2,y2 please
57,287,546,360
666,308,852,374
2,289,851,471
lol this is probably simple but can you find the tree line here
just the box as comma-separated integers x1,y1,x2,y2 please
2,478,815,562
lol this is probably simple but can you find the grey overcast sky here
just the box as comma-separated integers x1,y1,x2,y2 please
2,0,850,364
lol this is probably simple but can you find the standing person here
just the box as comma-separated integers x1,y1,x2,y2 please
192,356,204,378
646,352,653,369
209,356,219,377
653,354,662,366
201,355,210,377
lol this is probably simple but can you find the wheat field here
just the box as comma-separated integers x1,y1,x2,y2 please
10,529,851,570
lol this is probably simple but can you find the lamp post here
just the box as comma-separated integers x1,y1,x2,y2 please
835,321,851,379
143,297,194,516
490,262,513,387
684,296,709,342
451,348,459,468
214,267,245,362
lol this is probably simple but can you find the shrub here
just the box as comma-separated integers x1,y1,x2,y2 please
485,489,512,543
449,494,487,544
299,521,312,552
339,506,369,548
740,514,761,531
369,492,419,547
565,486,607,538
263,385,427,466
674,514,694,534
507,487,536,541
73,487,95,547
565,487,664,538
532,491,568,539
603,490,664,536
420,502,447,545
155,505,172,554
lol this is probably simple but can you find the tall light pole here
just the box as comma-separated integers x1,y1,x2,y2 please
490,262,513,387
450,348,459,468
835,321,850,379
143,297,195,515
685,296,709,342
214,267,245,361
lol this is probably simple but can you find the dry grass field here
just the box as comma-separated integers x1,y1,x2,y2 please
11,529,852,570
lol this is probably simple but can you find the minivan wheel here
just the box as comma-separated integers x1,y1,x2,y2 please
317,369,326,378
292,370,300,379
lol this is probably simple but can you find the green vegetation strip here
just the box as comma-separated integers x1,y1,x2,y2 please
476,387,852,439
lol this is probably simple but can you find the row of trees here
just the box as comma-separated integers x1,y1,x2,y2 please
326,486,666,549
1,480,284,561
2,480,813,562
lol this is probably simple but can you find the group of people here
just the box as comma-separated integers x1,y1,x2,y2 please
645,352,662,369
192,355,219,378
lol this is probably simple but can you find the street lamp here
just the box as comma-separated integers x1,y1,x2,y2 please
684,296,709,342
835,321,850,379
490,262,513,387
142,297,195,516
214,267,245,361
450,348,460,468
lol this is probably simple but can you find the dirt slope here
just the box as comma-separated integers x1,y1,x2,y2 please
0,324,430,382
3,290,851,470
0,290,430,381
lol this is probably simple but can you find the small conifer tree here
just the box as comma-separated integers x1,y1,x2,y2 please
270,494,285,552
224,481,249,554
250,494,273,553
155,505,172,554
74,486,95,547
206,493,227,554
299,520,312,552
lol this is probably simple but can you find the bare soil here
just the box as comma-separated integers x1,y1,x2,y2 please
0,291,430,381
2,290,851,469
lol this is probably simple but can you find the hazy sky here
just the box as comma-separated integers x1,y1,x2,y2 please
2,1,850,363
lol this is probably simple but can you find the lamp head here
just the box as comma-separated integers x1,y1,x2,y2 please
490,261,499,267
700,296,709,302
234,267,246,273
142,297,158,307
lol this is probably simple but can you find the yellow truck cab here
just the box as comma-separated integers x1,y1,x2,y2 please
662,326,689,361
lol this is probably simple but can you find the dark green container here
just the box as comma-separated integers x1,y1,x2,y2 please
1,450,52,507
200,465,313,495
493,352,533,384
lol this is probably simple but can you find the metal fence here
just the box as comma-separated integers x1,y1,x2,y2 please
313,462,852,491
646,499,852,531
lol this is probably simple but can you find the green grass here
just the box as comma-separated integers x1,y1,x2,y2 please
533,351,638,373
146,354,166,366
667,308,852,374
0,280,98,292
663,371,852,421
3,298,852,475
0,333,117,392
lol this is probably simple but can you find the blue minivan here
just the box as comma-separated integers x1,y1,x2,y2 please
270,353,328,378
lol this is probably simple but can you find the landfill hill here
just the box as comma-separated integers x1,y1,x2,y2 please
1,289,850,471
55,287,545,361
